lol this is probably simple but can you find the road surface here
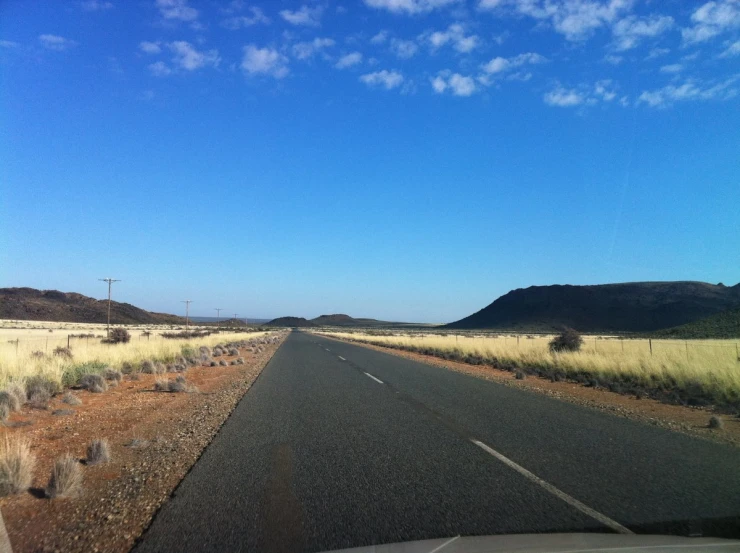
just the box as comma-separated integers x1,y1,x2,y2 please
135,331,740,552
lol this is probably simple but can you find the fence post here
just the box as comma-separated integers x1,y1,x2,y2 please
649,339,653,356
67,335,70,349
685,341,689,362
517,335,520,348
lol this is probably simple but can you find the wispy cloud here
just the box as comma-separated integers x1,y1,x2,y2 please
168,41,220,70
156,0,198,22
242,45,289,78
335,51,363,69
720,39,740,57
80,0,113,10
39,34,77,51
660,63,683,74
370,30,389,44
280,5,323,26
360,69,404,89
0,40,19,48
390,38,418,59
426,23,479,53
222,6,270,29
611,14,674,51
479,52,545,85
292,38,335,60
638,76,739,107
139,41,162,54
479,0,633,41
364,0,459,15
682,0,740,44
544,79,618,107
148,61,172,76
431,71,476,96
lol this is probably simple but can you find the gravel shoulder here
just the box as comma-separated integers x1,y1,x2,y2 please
322,335,740,448
0,336,286,553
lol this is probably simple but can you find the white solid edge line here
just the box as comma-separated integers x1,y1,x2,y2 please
363,372,384,384
426,535,460,553
338,356,346,361
470,439,633,535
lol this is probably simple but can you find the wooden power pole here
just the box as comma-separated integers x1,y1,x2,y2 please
98,278,121,338
181,300,193,330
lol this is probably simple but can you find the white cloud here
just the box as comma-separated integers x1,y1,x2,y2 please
390,38,419,59
431,71,477,96
80,0,113,10
371,30,389,44
544,80,619,106
0,40,19,48
682,0,740,44
148,61,172,76
139,41,162,54
222,7,270,29
638,76,739,107
479,0,634,41
720,39,740,56
660,63,683,73
292,37,335,60
156,0,198,22
242,45,289,78
480,52,546,76
427,23,480,53
359,69,404,89
168,41,220,70
280,5,323,26
335,51,363,68
604,54,623,64
364,0,460,15
646,47,670,60
38,34,77,51
611,14,674,51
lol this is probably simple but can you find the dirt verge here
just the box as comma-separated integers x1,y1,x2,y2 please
323,335,740,448
0,335,285,553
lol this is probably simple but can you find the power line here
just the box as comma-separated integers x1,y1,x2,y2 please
215,308,222,328
98,278,121,338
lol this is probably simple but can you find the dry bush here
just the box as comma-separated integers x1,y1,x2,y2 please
53,346,73,359
46,453,82,499
30,351,46,359
103,367,122,382
155,376,196,393
201,355,213,366
62,392,82,406
6,383,26,408
709,416,724,429
25,375,61,400
228,347,239,356
515,370,526,380
103,328,131,344
0,403,8,423
86,438,110,465
0,435,36,495
140,359,156,374
209,361,217,367
0,390,21,413
198,346,211,356
219,360,227,367
29,390,51,410
78,373,108,393
154,378,170,392
212,347,222,357
549,329,584,353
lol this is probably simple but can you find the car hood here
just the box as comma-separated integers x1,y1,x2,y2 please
324,533,740,553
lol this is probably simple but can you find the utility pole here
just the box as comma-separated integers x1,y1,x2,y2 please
215,308,222,328
98,278,121,339
233,314,238,328
181,300,193,330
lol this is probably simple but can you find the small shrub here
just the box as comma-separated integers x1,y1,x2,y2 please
181,345,196,358
0,390,21,413
103,368,122,382
175,375,186,384
86,439,110,465
219,360,227,367
515,370,526,380
141,360,155,374
709,416,724,429
209,361,217,367
549,328,583,353
29,391,51,410
125,438,148,449
53,346,73,359
103,328,131,344
235,357,245,365
201,355,213,366
25,375,61,400
46,454,82,499
0,404,8,423
30,351,46,359
0,435,36,496
154,378,170,392
212,348,222,357
198,346,211,356
228,347,239,356
62,392,82,406
78,373,108,393
6,383,26,409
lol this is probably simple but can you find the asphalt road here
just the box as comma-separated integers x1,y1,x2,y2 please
135,331,740,553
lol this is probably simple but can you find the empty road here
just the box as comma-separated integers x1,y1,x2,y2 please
135,331,740,552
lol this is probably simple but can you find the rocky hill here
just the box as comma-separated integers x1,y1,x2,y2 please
0,287,185,324
265,317,317,328
446,281,740,333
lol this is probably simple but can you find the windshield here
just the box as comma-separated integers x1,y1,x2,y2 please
1,1,739,552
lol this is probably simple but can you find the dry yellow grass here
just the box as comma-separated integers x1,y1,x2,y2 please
0,321,273,388
316,330,740,406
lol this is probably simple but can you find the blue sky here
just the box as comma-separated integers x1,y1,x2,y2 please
1,0,739,323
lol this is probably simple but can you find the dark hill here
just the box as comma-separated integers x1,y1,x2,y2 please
651,307,740,339
0,287,185,324
446,281,740,333
265,317,317,327
311,314,360,326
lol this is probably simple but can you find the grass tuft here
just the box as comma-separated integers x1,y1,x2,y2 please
709,415,724,429
46,453,82,499
0,390,21,413
78,373,108,393
0,435,36,495
103,367,122,382
86,438,110,465
25,374,61,400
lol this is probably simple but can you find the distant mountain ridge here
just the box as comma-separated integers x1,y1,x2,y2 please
446,281,740,333
265,317,317,327
0,287,185,324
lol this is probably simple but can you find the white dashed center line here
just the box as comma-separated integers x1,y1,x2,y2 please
363,372,384,384
338,356,346,361
470,439,632,535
